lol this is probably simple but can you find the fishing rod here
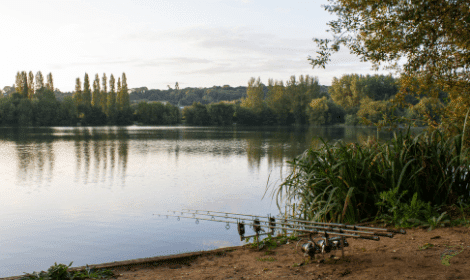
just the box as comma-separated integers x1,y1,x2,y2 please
168,210,394,238
157,209,407,260
181,209,406,234
158,213,380,241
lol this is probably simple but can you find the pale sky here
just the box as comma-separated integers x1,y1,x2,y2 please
0,0,390,92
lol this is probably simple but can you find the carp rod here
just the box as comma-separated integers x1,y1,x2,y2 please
181,209,406,235
167,210,394,238
157,213,380,241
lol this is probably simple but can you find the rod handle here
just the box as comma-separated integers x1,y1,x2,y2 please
374,232,394,238
359,235,380,241
387,228,406,234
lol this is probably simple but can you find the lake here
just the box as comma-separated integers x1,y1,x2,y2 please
0,125,399,277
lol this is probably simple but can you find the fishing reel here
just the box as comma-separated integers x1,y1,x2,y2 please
301,235,349,258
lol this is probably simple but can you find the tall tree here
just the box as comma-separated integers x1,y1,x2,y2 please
107,74,116,118
92,74,100,107
83,73,91,106
21,71,28,98
101,73,108,113
116,77,122,111
35,71,44,91
73,78,83,106
266,79,291,123
121,73,130,111
45,73,54,91
241,77,264,114
309,0,470,135
15,71,27,97
27,71,35,99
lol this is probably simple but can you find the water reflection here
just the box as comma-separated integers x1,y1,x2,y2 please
0,126,401,188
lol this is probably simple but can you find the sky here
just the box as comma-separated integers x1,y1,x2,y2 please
0,0,391,92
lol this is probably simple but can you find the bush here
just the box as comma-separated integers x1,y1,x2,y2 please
270,129,470,226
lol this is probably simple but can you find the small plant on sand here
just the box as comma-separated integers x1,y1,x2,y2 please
256,256,276,262
19,262,115,280
247,234,298,250
418,243,434,250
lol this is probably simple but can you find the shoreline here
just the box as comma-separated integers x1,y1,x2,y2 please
0,245,247,280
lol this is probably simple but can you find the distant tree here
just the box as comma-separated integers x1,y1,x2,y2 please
45,73,54,92
92,74,100,107
121,73,130,111
73,78,83,106
57,96,78,125
107,74,117,120
266,79,292,124
83,73,91,106
21,72,28,98
35,71,44,91
241,77,264,114
17,99,33,126
116,77,122,111
15,71,28,98
28,71,35,99
287,75,322,124
329,74,365,114
101,73,108,113
34,88,59,126
182,102,211,125
207,102,234,125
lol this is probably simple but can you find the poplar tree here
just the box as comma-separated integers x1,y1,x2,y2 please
28,71,35,99
46,73,54,91
73,78,83,106
15,71,23,95
121,73,130,111
83,73,91,106
107,74,116,118
92,74,100,107
101,74,108,113
116,77,122,111
35,71,44,91
21,71,28,98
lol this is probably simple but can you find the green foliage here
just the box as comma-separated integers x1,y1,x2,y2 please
344,114,359,126
310,0,470,140
270,130,470,226
19,262,114,280
357,98,392,124
241,77,264,114
182,102,211,125
308,97,345,125
135,101,181,125
207,102,234,125
247,234,298,250
376,188,449,229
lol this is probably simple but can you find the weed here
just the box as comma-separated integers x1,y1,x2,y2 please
256,257,276,262
418,243,434,250
440,245,464,266
19,262,115,280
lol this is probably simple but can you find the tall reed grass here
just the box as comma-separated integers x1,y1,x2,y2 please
270,129,470,225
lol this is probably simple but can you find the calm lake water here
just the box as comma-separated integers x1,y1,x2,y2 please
0,125,401,277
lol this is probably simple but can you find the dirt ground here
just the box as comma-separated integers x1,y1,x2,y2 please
109,226,470,280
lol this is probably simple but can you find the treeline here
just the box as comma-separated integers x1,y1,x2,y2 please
182,74,400,126
1,71,434,127
0,71,181,126
130,84,247,106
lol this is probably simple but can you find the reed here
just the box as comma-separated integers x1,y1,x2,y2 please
270,129,470,226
